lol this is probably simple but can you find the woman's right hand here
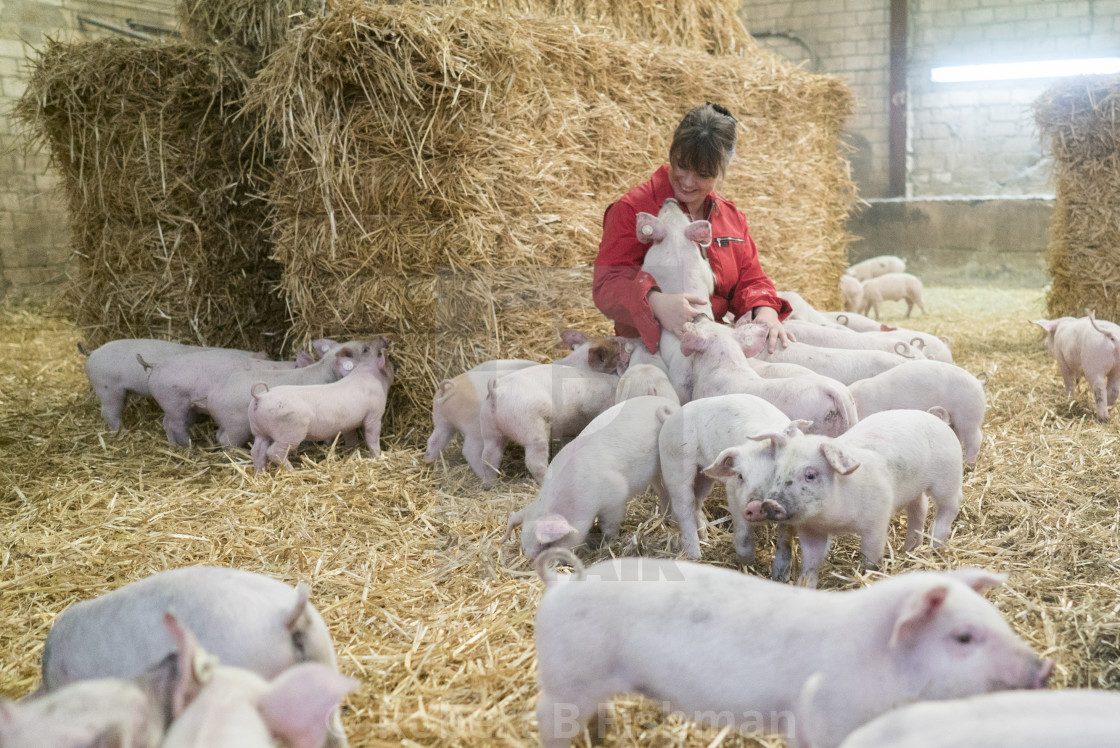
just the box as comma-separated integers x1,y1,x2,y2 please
648,290,710,337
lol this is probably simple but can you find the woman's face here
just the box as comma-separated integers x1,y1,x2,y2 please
668,163,718,215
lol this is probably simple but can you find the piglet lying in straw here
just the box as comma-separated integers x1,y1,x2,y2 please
249,346,394,470
533,548,1051,748
1033,310,1120,422
504,395,678,556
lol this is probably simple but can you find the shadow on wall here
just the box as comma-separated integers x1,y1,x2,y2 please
845,198,1052,288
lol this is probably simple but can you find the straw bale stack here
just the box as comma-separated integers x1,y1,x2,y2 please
1035,75,1120,321
247,0,855,440
178,0,324,69
15,38,287,353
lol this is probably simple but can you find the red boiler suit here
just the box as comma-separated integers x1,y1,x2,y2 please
593,165,791,353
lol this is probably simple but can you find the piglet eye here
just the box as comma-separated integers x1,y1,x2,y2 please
804,468,818,481
954,631,974,645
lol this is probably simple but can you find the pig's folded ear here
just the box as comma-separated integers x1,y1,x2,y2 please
890,585,950,649
559,328,589,350
701,447,740,480
684,220,712,246
732,324,765,358
534,514,576,545
927,406,952,425
162,612,215,718
678,326,709,357
787,420,812,436
820,443,860,475
310,338,338,357
945,568,1008,594
635,213,666,243
257,664,358,748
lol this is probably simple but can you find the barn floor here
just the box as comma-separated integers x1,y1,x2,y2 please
1,286,1118,747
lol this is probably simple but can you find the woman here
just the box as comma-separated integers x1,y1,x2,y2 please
592,102,793,354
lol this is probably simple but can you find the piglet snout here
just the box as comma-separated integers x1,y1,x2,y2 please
744,499,787,522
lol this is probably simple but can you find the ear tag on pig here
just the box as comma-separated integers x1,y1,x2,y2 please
341,360,354,372
641,224,653,237
192,651,218,685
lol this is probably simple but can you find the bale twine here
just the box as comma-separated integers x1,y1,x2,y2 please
15,38,287,354
1035,75,1120,322
246,0,855,441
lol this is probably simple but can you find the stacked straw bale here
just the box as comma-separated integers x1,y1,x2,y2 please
247,0,855,440
16,39,287,353
1035,75,1120,322
177,0,324,69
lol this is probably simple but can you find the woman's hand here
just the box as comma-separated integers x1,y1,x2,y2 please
751,306,796,353
648,291,710,338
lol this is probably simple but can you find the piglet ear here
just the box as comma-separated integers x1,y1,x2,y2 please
747,431,787,450
294,351,314,368
946,568,1007,594
1030,319,1058,338
636,213,666,243
890,585,949,648
310,338,337,357
787,420,812,436
333,349,356,375
820,443,860,475
257,664,358,748
534,514,576,545
701,447,740,479
732,324,766,358
678,325,709,357
560,328,589,350
617,340,633,372
927,406,952,425
163,612,215,719
684,220,712,246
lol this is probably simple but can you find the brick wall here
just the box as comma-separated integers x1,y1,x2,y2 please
0,0,175,300
740,0,1120,199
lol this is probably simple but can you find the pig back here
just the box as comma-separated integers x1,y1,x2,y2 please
42,566,338,691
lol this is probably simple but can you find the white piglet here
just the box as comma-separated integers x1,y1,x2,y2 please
658,392,797,562
533,550,1051,748
636,197,716,403
504,396,678,556
1032,311,1120,422
750,410,964,588
248,347,395,470
860,272,926,319
848,360,987,466
837,689,1120,748
845,254,906,282
479,364,620,483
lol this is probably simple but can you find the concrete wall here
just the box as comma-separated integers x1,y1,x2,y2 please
741,0,1120,199
847,197,1052,286
0,0,175,300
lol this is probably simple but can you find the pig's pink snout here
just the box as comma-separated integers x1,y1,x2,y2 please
744,499,787,522
743,501,768,522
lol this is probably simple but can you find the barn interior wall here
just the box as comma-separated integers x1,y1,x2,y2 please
0,0,175,300
741,0,1119,286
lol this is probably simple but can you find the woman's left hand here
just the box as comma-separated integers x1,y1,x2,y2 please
751,306,796,353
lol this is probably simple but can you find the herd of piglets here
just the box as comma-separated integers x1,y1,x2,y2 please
65,201,1120,744
80,335,393,471
4,567,355,747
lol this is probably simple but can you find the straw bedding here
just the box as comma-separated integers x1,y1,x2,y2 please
1035,75,1120,322
2,286,1118,746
